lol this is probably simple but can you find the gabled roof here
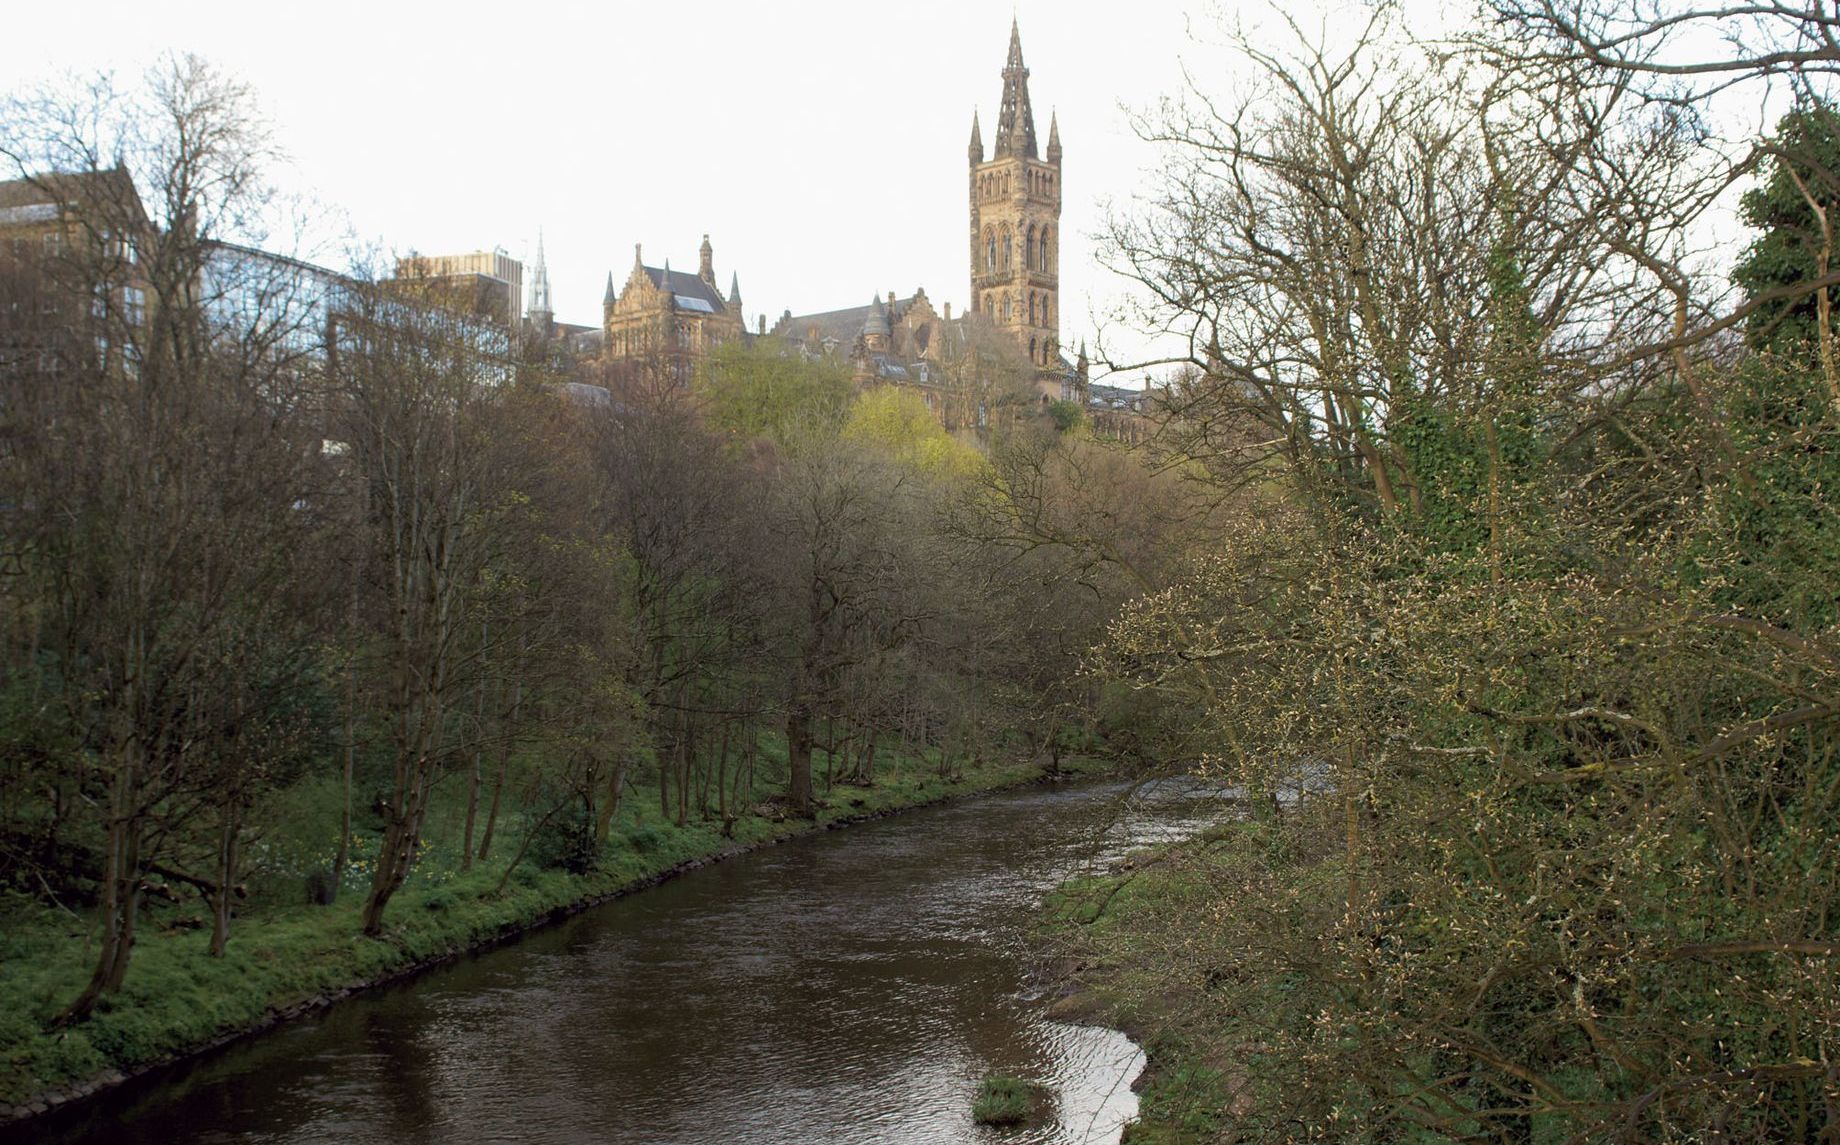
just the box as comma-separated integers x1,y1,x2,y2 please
641,264,728,313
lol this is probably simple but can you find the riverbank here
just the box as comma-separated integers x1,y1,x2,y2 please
1036,814,1342,1144
2,753,1111,1125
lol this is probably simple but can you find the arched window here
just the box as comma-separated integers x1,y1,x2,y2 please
985,227,996,272
1042,296,1051,326
985,294,995,318
1029,292,1037,324
1040,227,1052,272
1030,336,1038,361
1002,295,1010,322
1026,225,1037,273
1000,226,1012,270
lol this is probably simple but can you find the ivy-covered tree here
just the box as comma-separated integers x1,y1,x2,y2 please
1734,104,1840,353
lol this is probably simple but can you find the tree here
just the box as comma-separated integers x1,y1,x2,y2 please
0,55,331,1015
331,276,516,937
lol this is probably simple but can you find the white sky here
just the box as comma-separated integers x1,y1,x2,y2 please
2,0,1251,382
3,1,1775,383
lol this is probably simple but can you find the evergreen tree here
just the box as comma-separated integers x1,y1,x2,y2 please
1734,104,1840,351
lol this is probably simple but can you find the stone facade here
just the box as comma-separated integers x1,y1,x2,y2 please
969,20,1062,372
601,235,746,367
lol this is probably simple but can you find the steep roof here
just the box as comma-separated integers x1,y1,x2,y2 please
994,19,1038,159
641,264,728,313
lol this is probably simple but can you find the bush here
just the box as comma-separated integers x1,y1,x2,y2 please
624,823,668,855
527,807,598,874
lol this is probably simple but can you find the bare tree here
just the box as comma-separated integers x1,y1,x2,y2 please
0,55,330,1015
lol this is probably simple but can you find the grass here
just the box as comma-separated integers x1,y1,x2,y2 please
971,1075,1035,1126
0,744,1112,1111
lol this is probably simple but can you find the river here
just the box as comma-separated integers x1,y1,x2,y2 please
26,778,1232,1145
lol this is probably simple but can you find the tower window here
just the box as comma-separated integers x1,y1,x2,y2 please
1000,226,1011,271
985,227,997,272
1027,226,1037,274
1040,227,1053,273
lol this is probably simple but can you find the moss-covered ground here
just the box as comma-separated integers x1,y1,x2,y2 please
1,746,1109,1113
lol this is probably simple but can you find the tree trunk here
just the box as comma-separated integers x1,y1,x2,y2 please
62,747,142,1024
787,707,815,817
715,723,730,827
209,803,240,957
595,755,626,845
477,676,521,862
462,645,487,873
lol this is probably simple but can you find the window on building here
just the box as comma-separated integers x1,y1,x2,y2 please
985,228,996,272
1040,228,1052,272
1000,227,1011,270
1030,336,1037,361
122,286,145,327
1026,226,1036,272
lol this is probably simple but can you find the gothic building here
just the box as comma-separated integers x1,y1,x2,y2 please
585,22,1086,410
969,19,1061,371
602,234,747,363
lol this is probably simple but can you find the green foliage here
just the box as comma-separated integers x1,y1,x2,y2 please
528,805,600,875
842,386,986,480
1046,398,1086,434
1735,104,1840,352
971,1075,1034,1126
698,341,853,444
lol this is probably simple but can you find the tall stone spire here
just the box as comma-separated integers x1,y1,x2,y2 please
604,271,617,307
994,17,1037,159
1046,110,1062,164
968,109,985,166
699,233,715,285
729,271,743,308
527,228,552,318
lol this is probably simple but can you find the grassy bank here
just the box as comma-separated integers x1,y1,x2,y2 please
1,746,1110,1117
1037,814,1342,1144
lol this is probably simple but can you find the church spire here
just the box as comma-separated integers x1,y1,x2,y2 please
968,109,984,166
604,271,617,307
995,18,1037,159
1046,110,1062,164
729,271,742,308
527,228,551,318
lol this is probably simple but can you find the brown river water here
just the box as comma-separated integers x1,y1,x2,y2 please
23,778,1232,1145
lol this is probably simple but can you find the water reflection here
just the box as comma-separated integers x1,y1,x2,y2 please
25,778,1230,1145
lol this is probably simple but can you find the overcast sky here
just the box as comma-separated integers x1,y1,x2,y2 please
4,0,1273,381
6,1,1772,383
